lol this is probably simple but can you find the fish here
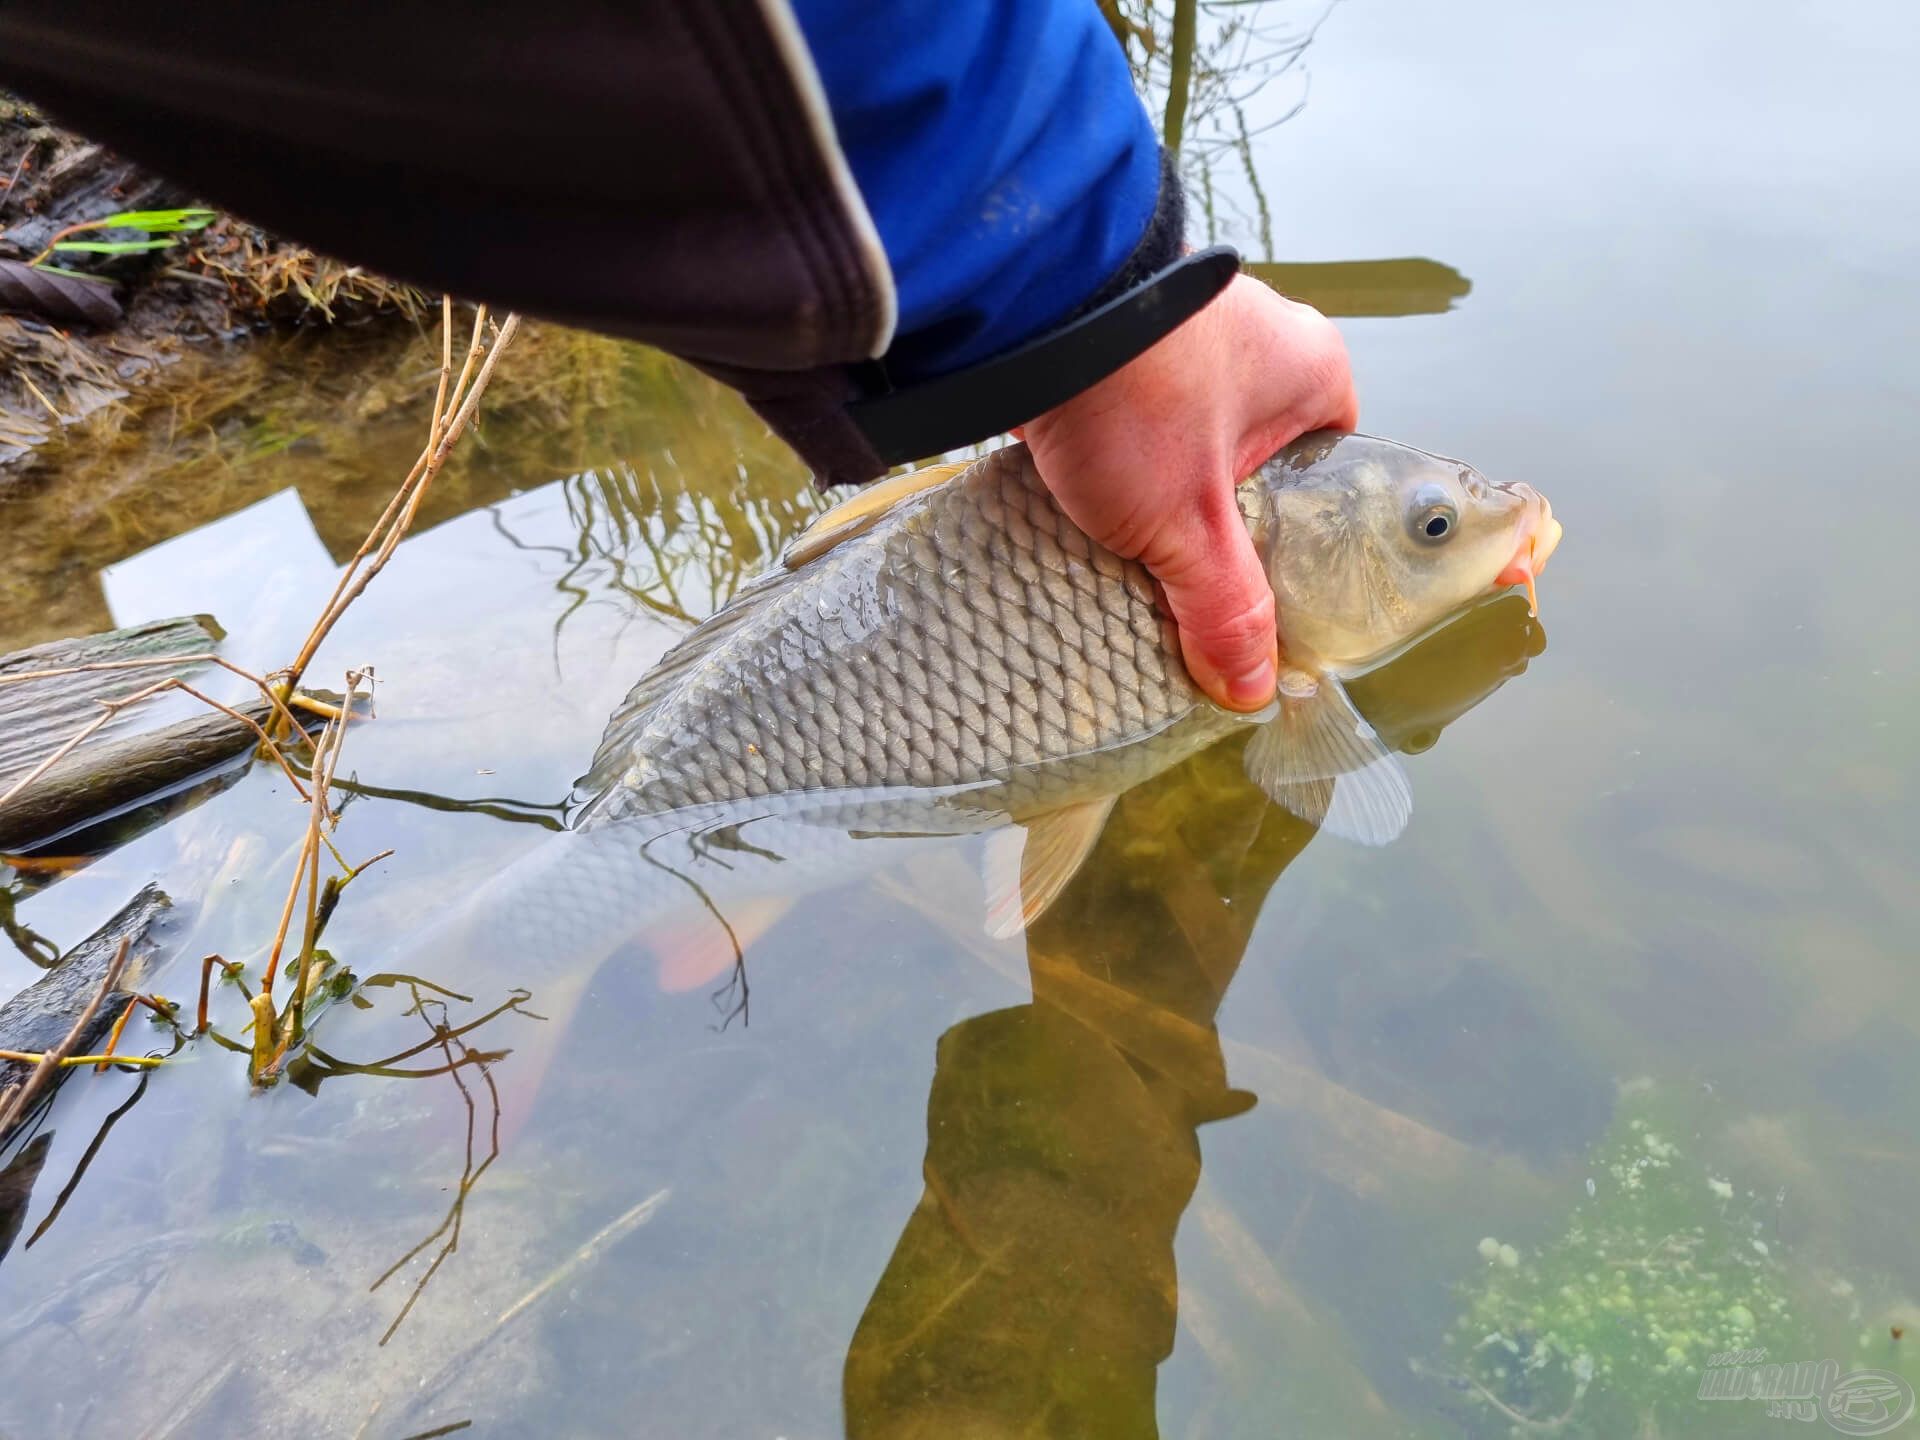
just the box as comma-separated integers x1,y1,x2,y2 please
357,428,1557,1029
335,432,1556,1129
562,430,1558,934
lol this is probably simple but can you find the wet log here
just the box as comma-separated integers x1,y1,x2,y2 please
0,884,174,1090
0,615,296,853
0,700,287,853
0,615,222,790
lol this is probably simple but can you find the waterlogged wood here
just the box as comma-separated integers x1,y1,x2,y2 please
0,699,281,852
0,614,220,793
0,884,171,1092
0,614,332,853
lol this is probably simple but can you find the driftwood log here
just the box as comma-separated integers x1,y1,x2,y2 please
0,700,293,853
0,614,332,853
0,614,221,788
0,883,174,1090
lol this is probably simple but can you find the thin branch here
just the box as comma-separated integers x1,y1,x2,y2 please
0,1049,166,1069
280,309,518,700
92,995,141,1072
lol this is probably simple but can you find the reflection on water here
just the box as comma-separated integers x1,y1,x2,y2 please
0,335,1552,1437
843,600,1539,1439
5,0,1920,1434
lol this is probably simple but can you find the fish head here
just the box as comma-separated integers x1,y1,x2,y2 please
1249,431,1561,672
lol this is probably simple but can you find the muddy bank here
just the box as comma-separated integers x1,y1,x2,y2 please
0,98,427,482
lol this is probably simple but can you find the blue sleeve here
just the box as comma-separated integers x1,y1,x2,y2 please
791,0,1164,383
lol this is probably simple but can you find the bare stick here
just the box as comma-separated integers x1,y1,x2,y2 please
427,294,456,454
0,1049,165,1069
170,679,317,799
496,1188,670,1331
93,995,140,1072
280,307,515,700
280,707,344,1050
0,936,132,1140
194,954,241,1034
259,827,318,996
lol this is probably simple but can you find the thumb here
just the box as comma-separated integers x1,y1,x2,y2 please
1150,498,1279,713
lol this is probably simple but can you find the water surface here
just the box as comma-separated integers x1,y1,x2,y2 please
2,2,1917,1436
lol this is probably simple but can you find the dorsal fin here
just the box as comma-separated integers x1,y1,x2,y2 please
781,460,973,569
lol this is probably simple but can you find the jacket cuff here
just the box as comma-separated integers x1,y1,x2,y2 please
1061,148,1188,326
716,150,1188,489
690,356,886,489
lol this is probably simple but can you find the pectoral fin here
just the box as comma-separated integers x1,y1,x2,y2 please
782,460,973,569
1244,668,1411,845
982,796,1116,939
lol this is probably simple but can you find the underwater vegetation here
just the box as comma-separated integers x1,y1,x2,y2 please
1430,1080,1909,1437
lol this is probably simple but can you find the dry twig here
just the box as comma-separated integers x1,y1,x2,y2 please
279,304,521,703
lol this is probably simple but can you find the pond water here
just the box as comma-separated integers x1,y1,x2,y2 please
3,1,1918,1436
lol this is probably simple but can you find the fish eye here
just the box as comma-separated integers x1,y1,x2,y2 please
1408,483,1458,545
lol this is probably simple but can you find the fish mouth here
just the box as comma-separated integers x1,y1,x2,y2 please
1493,483,1561,616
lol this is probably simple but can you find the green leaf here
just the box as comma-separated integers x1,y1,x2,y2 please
51,238,180,254
88,207,218,233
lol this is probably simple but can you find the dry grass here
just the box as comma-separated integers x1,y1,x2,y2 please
185,219,432,326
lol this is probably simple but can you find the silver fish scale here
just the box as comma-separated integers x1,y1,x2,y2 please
576,447,1214,828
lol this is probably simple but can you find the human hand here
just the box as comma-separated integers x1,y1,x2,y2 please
1020,273,1359,712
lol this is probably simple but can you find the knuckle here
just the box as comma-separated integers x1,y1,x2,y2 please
1094,490,1169,560
1195,591,1276,651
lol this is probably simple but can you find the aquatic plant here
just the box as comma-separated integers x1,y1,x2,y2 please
1429,1081,1844,1437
